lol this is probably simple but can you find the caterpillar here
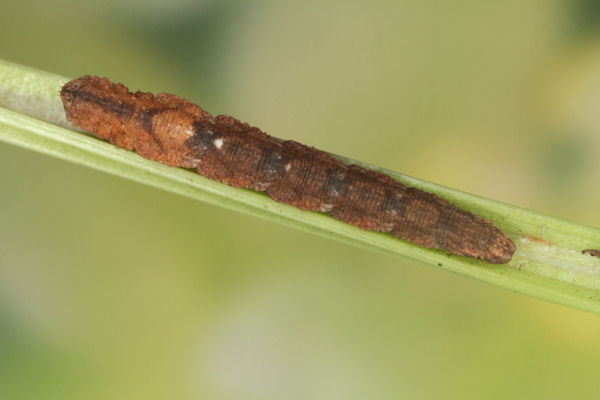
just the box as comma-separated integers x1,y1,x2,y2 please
60,76,516,264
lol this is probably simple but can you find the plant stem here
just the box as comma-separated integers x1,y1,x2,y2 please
1,58,600,313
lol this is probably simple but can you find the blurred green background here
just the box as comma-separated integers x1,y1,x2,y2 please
2,0,600,399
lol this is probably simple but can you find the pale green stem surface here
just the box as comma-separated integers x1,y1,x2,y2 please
1,59,600,313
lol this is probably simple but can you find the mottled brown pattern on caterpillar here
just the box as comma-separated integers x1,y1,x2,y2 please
60,76,516,264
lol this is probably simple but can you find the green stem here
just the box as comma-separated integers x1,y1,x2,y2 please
1,58,599,313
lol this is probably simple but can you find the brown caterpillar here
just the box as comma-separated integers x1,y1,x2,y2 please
60,76,516,263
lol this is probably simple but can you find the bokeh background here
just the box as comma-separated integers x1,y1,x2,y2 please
2,0,600,399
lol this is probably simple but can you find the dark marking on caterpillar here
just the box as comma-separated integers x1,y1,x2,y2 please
582,249,600,259
60,76,516,264
61,84,133,119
